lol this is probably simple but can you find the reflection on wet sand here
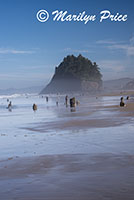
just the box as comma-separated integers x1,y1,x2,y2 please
0,92,134,199
0,153,134,200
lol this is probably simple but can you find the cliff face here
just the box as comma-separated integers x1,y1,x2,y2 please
40,54,102,94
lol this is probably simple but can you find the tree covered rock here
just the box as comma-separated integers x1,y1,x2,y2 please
40,54,102,94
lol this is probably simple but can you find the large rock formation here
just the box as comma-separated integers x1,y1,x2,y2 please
40,54,102,94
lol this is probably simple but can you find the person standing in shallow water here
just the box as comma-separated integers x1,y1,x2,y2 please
8,101,12,109
126,96,130,100
7,101,12,111
46,96,48,103
65,95,68,107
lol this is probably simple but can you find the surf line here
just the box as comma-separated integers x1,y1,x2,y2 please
52,10,96,24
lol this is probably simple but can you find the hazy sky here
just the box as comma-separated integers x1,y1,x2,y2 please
0,0,134,89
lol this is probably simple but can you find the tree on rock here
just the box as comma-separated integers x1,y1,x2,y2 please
40,54,102,94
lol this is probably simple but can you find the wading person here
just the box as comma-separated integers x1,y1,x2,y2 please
8,101,12,109
7,101,12,111
46,96,49,102
65,95,68,106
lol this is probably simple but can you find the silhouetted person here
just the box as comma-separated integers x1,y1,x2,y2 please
7,101,12,111
126,96,130,100
8,101,12,109
46,96,49,102
33,104,37,111
65,95,68,106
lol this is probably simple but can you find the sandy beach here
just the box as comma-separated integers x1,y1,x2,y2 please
0,0,134,198
0,92,134,199
0,153,134,200
25,98,134,132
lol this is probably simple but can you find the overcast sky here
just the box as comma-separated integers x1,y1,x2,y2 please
0,0,134,89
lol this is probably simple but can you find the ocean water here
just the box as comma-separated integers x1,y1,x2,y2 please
0,93,134,159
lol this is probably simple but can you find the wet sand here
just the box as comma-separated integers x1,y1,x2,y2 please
25,101,134,132
1,93,134,199
0,153,134,200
